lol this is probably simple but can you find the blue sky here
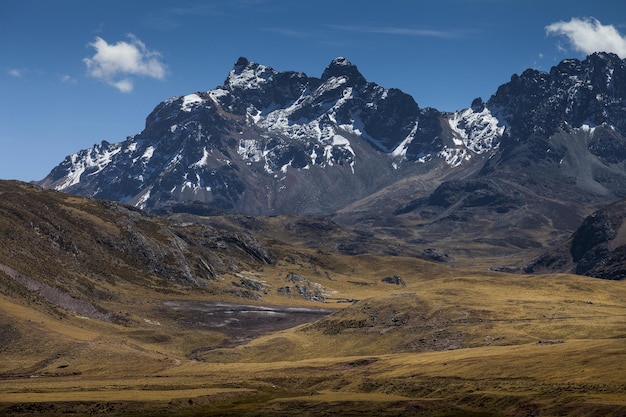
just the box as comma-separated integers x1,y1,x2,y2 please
1,0,625,181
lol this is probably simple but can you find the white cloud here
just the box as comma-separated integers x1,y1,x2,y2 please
7,69,24,78
328,24,462,39
83,34,166,92
546,17,626,58
111,79,133,93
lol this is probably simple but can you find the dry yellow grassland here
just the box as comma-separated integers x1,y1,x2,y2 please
1,254,625,416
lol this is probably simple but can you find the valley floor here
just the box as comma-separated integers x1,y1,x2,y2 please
1,253,625,416
1,339,625,416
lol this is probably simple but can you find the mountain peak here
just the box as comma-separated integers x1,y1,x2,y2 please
234,56,250,67
588,51,621,63
330,56,353,66
38,54,626,223
225,57,275,90
321,56,366,85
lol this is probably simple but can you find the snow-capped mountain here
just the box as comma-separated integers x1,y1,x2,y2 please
38,57,503,215
479,52,626,199
39,53,626,220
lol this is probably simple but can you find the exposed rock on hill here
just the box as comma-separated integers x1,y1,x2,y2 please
0,181,278,321
524,197,626,280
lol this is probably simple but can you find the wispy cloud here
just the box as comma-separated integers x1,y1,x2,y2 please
142,4,226,30
328,24,466,39
59,74,77,84
546,17,626,58
83,34,166,93
7,68,24,78
261,27,313,38
167,4,224,16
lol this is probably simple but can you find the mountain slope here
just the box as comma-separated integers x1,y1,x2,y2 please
0,181,277,312
37,53,626,263
334,53,626,261
480,52,626,198
524,196,626,279
1,181,626,416
38,57,503,215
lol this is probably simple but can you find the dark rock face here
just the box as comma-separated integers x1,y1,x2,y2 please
321,57,367,86
381,276,406,286
36,54,626,271
571,211,619,262
525,198,626,280
570,202,626,279
38,56,507,216
428,180,517,210
588,126,626,164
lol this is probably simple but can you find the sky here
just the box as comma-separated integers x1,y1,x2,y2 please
1,0,625,182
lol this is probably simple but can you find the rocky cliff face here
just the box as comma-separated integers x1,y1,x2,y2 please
38,56,504,215
481,52,626,200
37,53,626,266
524,197,626,280
0,180,281,316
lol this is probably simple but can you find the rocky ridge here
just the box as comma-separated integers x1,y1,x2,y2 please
524,197,626,279
39,57,505,215
36,53,626,274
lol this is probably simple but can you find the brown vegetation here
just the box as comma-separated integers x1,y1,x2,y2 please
0,181,625,416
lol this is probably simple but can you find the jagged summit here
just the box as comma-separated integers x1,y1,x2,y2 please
470,97,485,112
234,56,250,67
321,56,367,86
330,56,352,66
225,57,276,92
38,54,626,227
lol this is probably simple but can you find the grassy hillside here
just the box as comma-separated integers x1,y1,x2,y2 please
0,181,625,416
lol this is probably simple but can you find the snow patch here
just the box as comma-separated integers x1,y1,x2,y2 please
142,146,155,161
315,76,347,95
135,188,152,210
438,147,470,168
247,106,262,123
332,134,350,147
209,88,229,100
192,147,211,168
391,121,419,157
54,143,123,190
238,139,265,162
181,93,205,112
448,106,504,155
227,64,274,90
580,124,596,135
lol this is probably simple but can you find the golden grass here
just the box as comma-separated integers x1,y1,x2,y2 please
203,271,626,363
3,337,622,415
1,245,625,415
